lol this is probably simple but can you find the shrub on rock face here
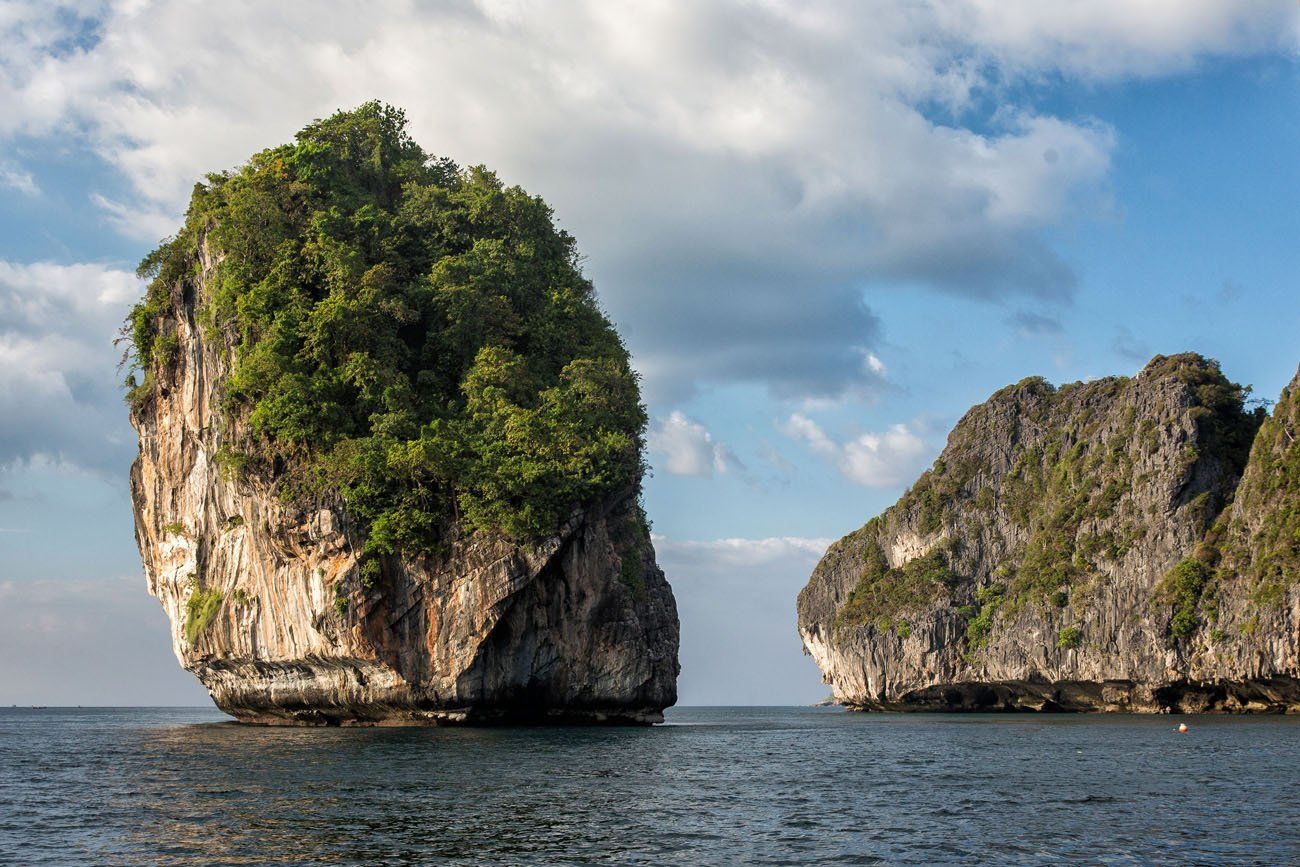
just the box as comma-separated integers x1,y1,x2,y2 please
1211,372,1300,617
1155,558,1213,642
184,586,224,645
127,102,646,555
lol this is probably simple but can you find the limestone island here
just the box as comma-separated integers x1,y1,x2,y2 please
126,103,679,725
799,354,1300,712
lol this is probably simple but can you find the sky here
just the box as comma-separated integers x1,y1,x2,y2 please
1,0,1299,707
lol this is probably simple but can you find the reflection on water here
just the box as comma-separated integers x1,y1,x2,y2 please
3,706,1298,864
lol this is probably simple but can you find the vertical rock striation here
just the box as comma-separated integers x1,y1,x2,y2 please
130,241,679,724
798,354,1300,712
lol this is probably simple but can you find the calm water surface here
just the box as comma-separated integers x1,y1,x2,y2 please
2,706,1297,865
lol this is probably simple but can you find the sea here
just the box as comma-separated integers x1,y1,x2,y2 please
2,705,1297,865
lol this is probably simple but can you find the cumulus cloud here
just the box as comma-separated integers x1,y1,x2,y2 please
647,411,739,478
0,1,1293,403
654,534,831,704
0,3,1164,402
0,260,141,474
782,413,931,487
655,535,833,567
930,0,1298,78
89,193,181,243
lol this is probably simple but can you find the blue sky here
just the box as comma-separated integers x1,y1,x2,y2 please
1,1,1298,707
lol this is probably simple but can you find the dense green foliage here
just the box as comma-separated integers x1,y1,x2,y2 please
127,103,646,551
1178,373,1300,634
1055,625,1082,649
961,583,1004,651
1155,557,1213,641
835,522,960,632
184,586,224,644
1223,376,1300,601
612,502,652,597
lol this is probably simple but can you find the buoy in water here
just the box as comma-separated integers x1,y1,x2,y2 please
1177,722,1189,733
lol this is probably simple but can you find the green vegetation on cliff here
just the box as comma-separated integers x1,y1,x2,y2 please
834,520,959,632
833,354,1264,644
1154,557,1214,640
184,586,224,644
126,103,646,552
1142,353,1264,473
1158,370,1300,639
1221,373,1300,599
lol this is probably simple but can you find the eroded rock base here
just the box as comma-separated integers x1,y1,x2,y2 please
229,708,664,726
843,677,1300,714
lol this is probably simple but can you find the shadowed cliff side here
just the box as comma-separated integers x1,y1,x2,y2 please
799,354,1300,712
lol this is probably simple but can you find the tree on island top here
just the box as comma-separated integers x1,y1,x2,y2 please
127,102,646,555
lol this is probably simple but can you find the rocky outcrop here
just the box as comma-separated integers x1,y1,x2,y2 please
799,354,1300,713
1190,366,1300,686
130,243,679,725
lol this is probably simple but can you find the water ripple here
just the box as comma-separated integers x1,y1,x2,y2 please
1,707,1298,864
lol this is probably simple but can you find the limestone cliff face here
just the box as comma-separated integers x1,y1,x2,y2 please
798,354,1300,712
130,245,679,724
1194,367,1300,684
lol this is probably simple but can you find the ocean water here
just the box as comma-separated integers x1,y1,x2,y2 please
2,706,1297,865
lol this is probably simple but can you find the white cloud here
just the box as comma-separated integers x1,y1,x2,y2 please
0,2,1293,402
930,0,1298,78
840,425,931,487
780,413,838,458
648,411,738,477
654,534,832,567
782,412,931,487
0,161,37,196
0,260,142,474
89,193,181,243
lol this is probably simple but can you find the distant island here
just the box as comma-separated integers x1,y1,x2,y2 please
125,103,679,725
800,354,1300,712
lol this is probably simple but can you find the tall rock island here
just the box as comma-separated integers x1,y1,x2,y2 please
127,104,679,724
799,354,1300,712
